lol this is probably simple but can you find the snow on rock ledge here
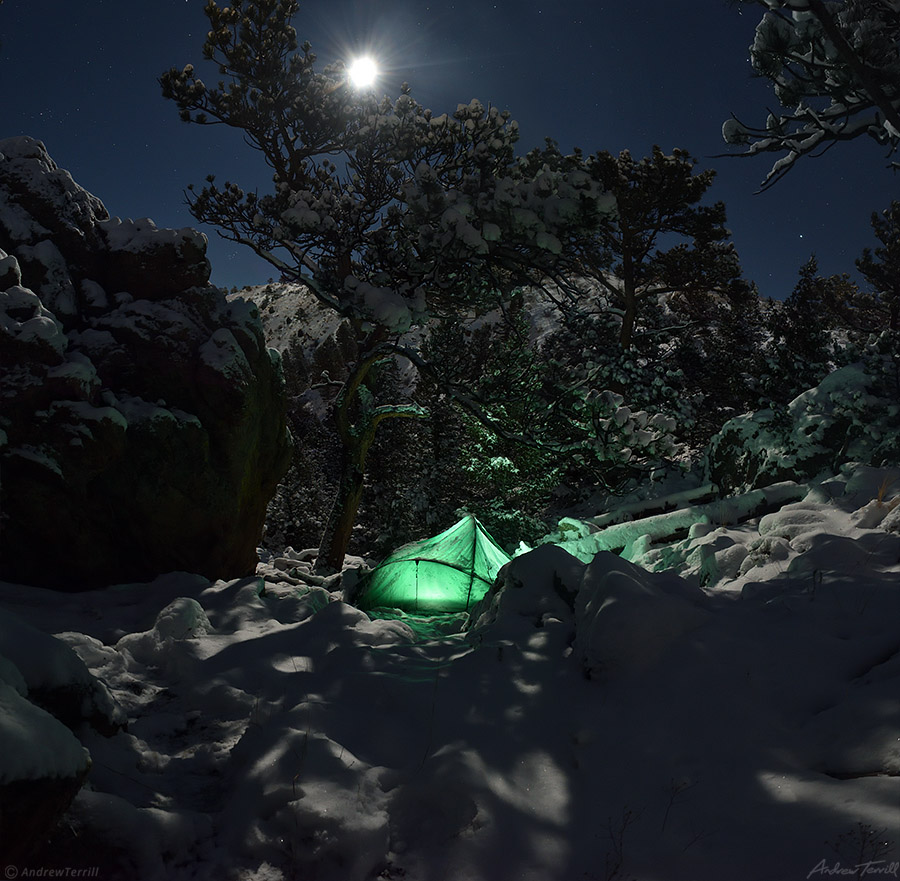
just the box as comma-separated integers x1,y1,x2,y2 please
0,137,292,589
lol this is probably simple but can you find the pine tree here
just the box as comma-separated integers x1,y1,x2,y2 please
513,146,754,485
857,201,900,331
763,256,851,404
161,0,613,570
530,145,745,350
671,278,768,442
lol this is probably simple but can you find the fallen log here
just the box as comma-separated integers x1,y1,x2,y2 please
554,481,809,563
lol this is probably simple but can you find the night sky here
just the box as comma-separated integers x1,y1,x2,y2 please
0,0,893,299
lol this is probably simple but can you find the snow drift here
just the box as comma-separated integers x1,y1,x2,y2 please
0,465,897,879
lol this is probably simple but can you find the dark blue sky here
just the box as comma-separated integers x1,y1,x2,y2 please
0,0,892,298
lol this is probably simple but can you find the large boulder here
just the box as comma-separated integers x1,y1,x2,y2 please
0,137,292,589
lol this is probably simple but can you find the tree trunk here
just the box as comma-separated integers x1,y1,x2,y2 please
619,250,637,350
313,340,428,574
316,441,367,573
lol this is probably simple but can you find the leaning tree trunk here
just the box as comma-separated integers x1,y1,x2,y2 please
316,439,368,574
314,345,427,574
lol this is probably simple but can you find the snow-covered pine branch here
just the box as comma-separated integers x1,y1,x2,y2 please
723,0,900,188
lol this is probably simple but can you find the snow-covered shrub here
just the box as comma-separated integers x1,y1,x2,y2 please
567,388,687,485
707,332,900,493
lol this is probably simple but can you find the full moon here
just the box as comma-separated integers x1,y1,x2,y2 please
348,56,378,89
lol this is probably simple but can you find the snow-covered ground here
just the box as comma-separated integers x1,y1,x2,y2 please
1,464,898,880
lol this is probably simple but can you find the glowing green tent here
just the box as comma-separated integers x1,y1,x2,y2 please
354,515,511,613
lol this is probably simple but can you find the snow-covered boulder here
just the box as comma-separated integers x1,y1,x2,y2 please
0,608,125,735
469,544,710,679
0,137,292,589
469,543,585,637
0,614,97,861
0,682,92,862
574,552,710,678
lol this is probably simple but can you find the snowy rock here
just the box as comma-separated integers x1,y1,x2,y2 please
850,498,892,529
759,505,831,541
0,684,91,861
97,216,209,300
574,552,710,677
681,532,750,586
0,652,27,695
0,608,126,735
882,503,900,534
738,533,791,575
117,597,215,673
0,684,90,785
0,137,292,589
469,544,585,636
0,611,96,861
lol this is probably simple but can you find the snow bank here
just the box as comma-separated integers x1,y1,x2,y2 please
74,789,212,879
574,552,710,677
0,467,897,879
0,683,91,783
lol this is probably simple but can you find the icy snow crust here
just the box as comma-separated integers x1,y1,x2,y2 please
1,466,898,879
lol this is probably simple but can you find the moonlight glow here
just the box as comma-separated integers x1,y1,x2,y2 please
348,56,378,89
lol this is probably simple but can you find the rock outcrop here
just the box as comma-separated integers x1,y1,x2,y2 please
0,137,292,589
